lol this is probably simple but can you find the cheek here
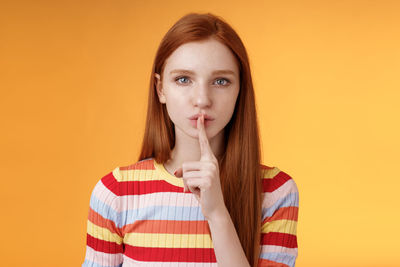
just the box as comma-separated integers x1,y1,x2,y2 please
164,95,185,120
164,85,186,103
214,99,236,125
222,93,239,109
164,92,185,108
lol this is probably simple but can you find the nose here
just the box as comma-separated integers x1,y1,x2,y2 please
191,82,212,108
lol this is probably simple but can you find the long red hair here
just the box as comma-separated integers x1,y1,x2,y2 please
138,12,262,266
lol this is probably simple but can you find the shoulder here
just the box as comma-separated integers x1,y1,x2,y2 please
115,157,155,182
259,163,299,196
94,157,155,197
259,164,299,222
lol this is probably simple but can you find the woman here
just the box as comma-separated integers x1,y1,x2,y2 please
82,12,299,267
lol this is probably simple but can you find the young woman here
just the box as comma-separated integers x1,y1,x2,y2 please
82,12,299,267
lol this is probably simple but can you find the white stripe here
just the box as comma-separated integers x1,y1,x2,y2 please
122,255,218,267
84,245,123,266
118,192,200,212
94,181,200,212
92,180,117,205
262,179,297,209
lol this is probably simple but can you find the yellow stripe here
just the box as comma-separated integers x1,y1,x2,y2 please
87,220,123,244
114,164,279,183
112,167,158,182
262,166,281,179
261,219,297,235
113,167,151,182
112,166,184,188
123,232,213,248
153,161,185,187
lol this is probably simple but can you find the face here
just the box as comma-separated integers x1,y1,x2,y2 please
155,38,240,140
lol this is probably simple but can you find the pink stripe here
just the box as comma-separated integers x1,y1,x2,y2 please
261,244,298,257
123,255,218,266
93,180,117,206
262,179,297,209
118,192,200,212
84,245,123,266
94,181,200,212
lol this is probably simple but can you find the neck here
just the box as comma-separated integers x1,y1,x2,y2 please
164,126,225,174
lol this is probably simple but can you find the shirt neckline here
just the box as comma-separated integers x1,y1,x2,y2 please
152,158,184,188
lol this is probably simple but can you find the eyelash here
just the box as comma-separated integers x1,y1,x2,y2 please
175,76,231,86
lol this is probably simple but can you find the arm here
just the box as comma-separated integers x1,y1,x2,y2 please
258,170,299,267
207,208,250,267
82,172,124,267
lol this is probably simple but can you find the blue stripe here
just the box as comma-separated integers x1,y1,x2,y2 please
127,204,205,224
90,193,205,228
89,192,120,225
262,192,299,218
260,252,296,267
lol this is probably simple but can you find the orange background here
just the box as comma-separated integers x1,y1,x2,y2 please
1,0,399,266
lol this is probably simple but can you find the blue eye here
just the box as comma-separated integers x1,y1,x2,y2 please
174,76,231,86
215,78,230,86
175,76,190,84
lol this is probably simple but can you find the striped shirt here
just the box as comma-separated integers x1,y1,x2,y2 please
82,157,299,267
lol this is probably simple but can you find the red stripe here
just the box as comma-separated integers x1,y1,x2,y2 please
103,159,283,196
262,206,299,224
262,171,292,193
86,233,124,254
103,171,291,197
118,180,183,195
101,173,182,196
125,245,216,262
123,220,211,235
101,172,120,195
261,232,297,248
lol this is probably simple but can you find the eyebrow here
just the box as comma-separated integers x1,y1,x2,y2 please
170,69,236,76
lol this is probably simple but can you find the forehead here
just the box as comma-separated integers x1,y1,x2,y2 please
163,39,239,75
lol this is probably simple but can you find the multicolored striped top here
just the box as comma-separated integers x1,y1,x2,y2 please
82,157,299,267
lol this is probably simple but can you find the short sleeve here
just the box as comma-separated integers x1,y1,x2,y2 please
82,169,125,267
258,169,299,267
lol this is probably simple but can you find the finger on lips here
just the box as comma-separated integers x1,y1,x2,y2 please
173,114,209,193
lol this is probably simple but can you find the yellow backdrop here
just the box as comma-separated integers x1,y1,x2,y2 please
1,0,399,266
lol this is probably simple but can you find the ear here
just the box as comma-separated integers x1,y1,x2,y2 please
154,73,166,104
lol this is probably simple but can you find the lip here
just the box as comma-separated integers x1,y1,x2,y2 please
189,118,213,127
188,113,215,120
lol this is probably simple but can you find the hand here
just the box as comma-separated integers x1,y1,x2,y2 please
174,114,227,221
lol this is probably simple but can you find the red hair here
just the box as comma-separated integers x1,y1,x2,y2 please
138,12,262,266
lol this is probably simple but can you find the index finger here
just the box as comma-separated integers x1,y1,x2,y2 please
197,114,214,161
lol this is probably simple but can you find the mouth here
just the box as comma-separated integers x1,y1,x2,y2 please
189,117,213,121
188,114,215,120
189,118,213,127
